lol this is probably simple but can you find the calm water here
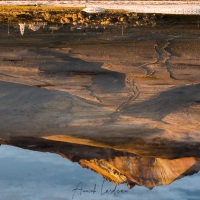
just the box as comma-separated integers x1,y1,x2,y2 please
0,145,199,200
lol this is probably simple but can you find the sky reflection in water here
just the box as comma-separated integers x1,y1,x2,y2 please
0,145,199,200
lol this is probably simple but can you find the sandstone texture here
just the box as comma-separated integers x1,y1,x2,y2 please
0,14,200,188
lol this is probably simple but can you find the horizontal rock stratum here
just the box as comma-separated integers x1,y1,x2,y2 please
1,1,200,15
2,137,200,189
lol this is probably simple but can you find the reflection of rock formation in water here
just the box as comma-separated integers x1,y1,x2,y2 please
19,23,25,36
28,22,46,31
49,24,63,34
18,22,47,35
1,137,200,190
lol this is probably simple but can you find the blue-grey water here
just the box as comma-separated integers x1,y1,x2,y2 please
0,145,199,200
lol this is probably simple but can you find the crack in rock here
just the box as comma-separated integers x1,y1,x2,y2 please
116,73,140,112
154,39,176,80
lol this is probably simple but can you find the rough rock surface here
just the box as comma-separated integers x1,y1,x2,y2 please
2,137,200,189
0,15,200,188
0,22,200,146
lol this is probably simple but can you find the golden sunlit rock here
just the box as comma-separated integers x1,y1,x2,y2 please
0,7,199,193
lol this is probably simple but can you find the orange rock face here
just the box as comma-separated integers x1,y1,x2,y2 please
2,136,199,190
80,156,199,189
0,11,200,192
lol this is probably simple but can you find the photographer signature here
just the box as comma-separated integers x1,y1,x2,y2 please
72,180,128,199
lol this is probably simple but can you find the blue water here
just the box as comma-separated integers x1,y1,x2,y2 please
0,145,199,200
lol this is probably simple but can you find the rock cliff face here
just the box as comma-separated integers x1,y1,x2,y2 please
1,137,200,189
0,12,199,190
80,156,199,188
0,15,200,154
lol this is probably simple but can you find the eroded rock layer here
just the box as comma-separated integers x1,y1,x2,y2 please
1,137,199,189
